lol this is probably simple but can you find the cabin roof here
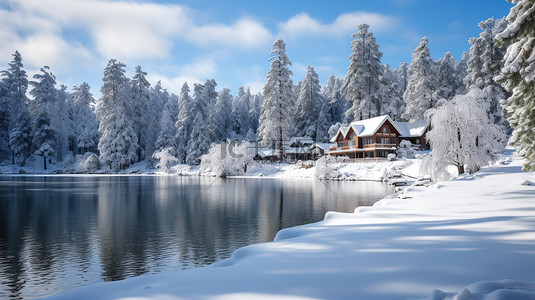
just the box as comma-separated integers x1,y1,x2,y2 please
338,115,403,139
256,148,279,158
394,119,429,137
289,136,314,146
312,143,334,150
351,115,402,137
330,127,349,142
329,115,428,142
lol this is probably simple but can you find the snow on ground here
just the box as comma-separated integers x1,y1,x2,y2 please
44,149,535,300
238,158,418,181
0,153,425,182
428,280,535,300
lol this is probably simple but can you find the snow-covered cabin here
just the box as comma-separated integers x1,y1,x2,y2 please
328,115,429,159
288,137,314,148
395,119,429,150
253,148,281,162
286,137,314,161
310,143,332,159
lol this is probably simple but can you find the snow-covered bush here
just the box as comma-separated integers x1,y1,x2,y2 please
74,153,101,173
200,141,255,177
421,88,506,181
387,153,397,161
84,153,101,173
397,140,416,159
153,147,179,173
314,156,338,180
61,153,76,169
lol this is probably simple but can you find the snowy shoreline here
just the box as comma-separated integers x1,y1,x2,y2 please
41,149,535,300
0,157,422,182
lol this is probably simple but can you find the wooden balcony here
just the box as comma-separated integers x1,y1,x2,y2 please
375,133,397,137
363,143,397,149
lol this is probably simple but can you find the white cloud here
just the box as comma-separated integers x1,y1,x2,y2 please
146,56,217,94
178,57,217,79
279,12,396,39
188,18,273,50
6,0,189,60
1,0,273,70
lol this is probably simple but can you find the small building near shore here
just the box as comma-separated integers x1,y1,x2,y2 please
328,115,429,159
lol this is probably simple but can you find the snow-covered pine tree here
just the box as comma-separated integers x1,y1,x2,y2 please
186,80,215,165
496,0,535,171
322,75,343,100
175,82,193,164
384,63,396,83
151,81,169,113
258,38,294,161
155,94,178,157
315,106,330,143
248,92,263,134
210,87,233,141
1,51,32,164
402,37,437,121
321,75,347,126
381,63,405,120
7,103,31,165
422,88,506,180
130,65,151,162
293,81,302,103
455,52,469,95
144,80,167,167
0,81,10,162
72,82,99,154
327,122,345,142
294,65,323,139
30,66,58,170
97,59,138,171
55,84,75,161
393,62,409,98
435,52,458,101
465,17,510,131
465,18,508,88
232,86,251,137
202,79,218,142
168,93,179,125
342,24,387,122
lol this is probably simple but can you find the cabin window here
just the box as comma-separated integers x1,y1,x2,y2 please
415,139,420,144
348,131,356,139
348,140,356,146
380,138,392,145
337,141,345,147
382,127,390,134
365,138,373,145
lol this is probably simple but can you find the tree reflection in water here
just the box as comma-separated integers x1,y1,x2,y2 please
0,175,392,299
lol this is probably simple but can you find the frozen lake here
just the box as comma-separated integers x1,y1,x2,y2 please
0,175,393,299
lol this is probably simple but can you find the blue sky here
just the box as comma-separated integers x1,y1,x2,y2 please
0,0,513,97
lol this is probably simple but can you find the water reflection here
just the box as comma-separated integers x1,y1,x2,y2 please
0,176,392,299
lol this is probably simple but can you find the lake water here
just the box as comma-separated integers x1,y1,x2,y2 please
0,175,393,299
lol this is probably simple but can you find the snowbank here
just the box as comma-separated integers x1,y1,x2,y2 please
45,150,535,299
242,158,417,181
1,152,422,183
427,280,535,300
